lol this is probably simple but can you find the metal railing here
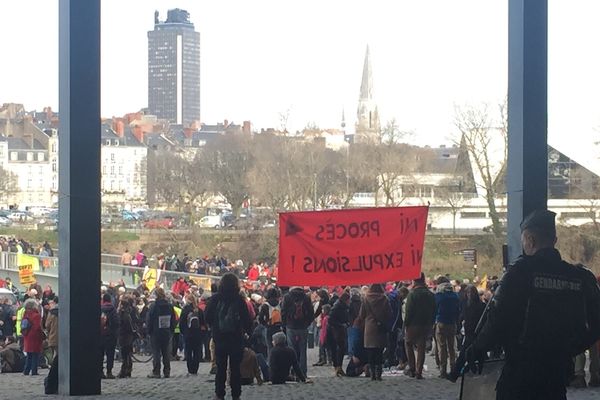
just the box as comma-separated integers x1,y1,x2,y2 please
0,251,220,292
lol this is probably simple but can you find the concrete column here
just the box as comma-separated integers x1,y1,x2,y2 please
507,0,548,263
58,0,102,395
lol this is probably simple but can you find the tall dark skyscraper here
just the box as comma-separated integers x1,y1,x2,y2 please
148,9,200,126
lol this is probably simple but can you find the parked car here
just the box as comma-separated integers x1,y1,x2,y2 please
230,216,260,231
0,216,12,226
197,215,223,229
7,211,32,222
143,217,175,229
262,219,277,229
0,288,18,310
121,210,140,222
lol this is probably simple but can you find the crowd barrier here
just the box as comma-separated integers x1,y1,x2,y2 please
0,251,220,293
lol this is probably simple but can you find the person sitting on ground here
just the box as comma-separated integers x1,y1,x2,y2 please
345,316,369,377
0,336,25,373
237,346,263,386
268,332,312,385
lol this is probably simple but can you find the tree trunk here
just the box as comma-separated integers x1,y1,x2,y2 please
452,211,457,235
486,194,502,237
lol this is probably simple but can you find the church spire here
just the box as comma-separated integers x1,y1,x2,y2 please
359,45,373,100
355,44,380,144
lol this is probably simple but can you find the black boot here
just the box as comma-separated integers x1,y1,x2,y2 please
376,365,383,381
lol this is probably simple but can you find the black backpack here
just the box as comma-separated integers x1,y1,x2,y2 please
216,300,240,334
290,298,306,324
188,311,202,330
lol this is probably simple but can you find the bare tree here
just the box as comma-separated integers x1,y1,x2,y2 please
379,118,413,146
340,144,378,208
248,134,290,215
147,149,185,207
435,179,469,235
278,108,291,134
454,102,507,237
204,134,253,217
180,152,213,224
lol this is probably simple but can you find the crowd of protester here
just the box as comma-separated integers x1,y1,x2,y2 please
2,245,600,399
120,248,276,280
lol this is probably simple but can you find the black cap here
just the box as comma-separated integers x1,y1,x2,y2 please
520,210,556,235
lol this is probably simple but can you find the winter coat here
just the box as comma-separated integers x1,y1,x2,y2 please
404,285,436,328
101,301,119,339
463,298,486,337
359,291,393,349
118,307,137,347
435,284,461,324
44,307,59,347
319,315,329,346
258,298,281,327
281,287,314,330
239,348,262,383
23,309,44,353
171,280,189,297
0,342,24,372
179,303,203,341
146,298,176,337
348,294,363,325
328,300,350,328
205,293,252,342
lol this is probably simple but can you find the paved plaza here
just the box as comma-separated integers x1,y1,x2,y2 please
3,348,600,400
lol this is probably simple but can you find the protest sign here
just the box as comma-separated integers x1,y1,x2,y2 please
278,206,428,286
17,254,40,272
18,263,36,285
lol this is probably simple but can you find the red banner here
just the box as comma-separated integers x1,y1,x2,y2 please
278,206,429,287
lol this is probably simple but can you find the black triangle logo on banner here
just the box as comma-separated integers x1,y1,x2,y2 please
285,218,303,236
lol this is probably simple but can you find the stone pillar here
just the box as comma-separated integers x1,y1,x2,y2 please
58,0,102,395
507,0,548,263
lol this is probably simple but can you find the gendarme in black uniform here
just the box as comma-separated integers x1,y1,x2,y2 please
470,210,600,400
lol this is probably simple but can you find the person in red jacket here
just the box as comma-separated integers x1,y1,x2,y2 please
22,299,44,376
171,277,189,297
247,264,259,282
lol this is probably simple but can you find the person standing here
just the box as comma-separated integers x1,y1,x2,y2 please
21,299,44,376
466,210,600,400
281,286,314,377
179,294,203,375
404,273,436,379
461,285,485,349
121,248,132,265
146,288,176,379
171,300,182,361
117,296,136,378
434,278,460,379
258,288,283,354
327,292,351,377
360,284,393,381
100,293,119,379
205,273,252,400
44,296,59,364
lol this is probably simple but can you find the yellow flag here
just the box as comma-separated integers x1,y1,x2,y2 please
478,274,488,291
143,266,160,291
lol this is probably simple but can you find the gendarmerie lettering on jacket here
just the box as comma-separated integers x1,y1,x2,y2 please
533,274,582,292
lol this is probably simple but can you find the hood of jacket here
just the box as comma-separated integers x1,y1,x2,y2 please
364,292,389,321
436,282,454,294
288,287,306,301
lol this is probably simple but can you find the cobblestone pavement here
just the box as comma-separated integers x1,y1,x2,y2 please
3,348,600,400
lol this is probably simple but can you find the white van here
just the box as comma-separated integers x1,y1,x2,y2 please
197,215,223,229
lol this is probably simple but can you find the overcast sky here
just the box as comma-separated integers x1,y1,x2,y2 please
1,1,600,155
